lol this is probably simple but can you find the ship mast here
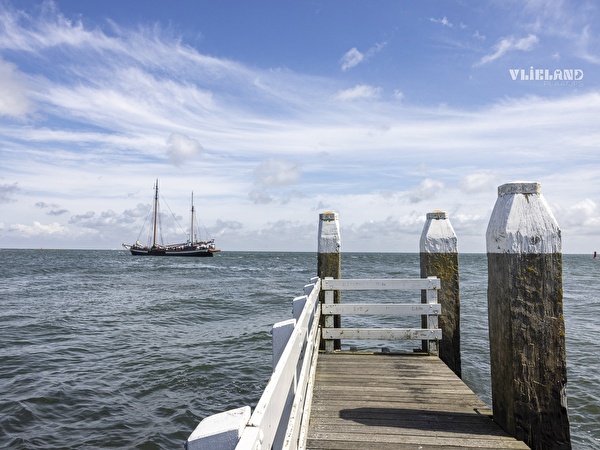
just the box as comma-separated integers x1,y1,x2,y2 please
152,179,159,248
190,192,195,244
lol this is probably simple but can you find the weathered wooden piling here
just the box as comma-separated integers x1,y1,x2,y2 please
486,182,570,450
317,211,341,350
420,210,461,377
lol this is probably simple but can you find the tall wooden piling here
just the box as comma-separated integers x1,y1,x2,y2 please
486,182,570,450
317,212,341,350
420,210,461,377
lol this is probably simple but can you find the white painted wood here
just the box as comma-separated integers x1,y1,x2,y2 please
322,328,442,341
486,181,561,254
302,278,318,297
322,303,441,316
498,181,541,195
420,210,458,254
292,295,307,322
321,278,440,291
302,284,313,296
239,278,321,450
321,277,441,352
425,277,439,354
249,322,305,445
286,277,322,450
324,287,334,354
187,406,251,450
234,427,261,450
272,319,295,371
317,212,341,254
295,320,320,450
282,303,321,450
247,333,300,448
191,279,324,450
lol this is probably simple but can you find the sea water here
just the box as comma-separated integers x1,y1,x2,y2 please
0,250,598,449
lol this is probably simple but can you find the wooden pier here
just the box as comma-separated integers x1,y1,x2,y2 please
307,353,528,449
187,193,571,449
186,275,531,450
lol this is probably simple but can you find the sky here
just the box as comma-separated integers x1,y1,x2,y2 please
0,0,599,253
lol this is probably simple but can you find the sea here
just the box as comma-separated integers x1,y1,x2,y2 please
0,250,598,449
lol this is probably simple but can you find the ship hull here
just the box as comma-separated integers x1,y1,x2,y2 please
128,247,217,257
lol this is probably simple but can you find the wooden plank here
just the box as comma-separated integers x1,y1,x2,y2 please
321,303,441,316
306,353,530,450
322,328,442,341
321,278,440,291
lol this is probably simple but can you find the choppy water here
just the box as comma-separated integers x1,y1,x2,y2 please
0,250,598,449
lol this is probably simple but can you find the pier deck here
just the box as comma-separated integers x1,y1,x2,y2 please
306,352,529,449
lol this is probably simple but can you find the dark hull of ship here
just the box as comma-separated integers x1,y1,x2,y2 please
129,247,216,257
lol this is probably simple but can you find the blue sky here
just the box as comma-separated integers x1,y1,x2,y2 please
0,0,599,252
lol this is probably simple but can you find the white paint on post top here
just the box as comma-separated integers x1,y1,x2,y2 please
419,210,458,253
318,211,341,254
486,181,561,254
498,181,541,196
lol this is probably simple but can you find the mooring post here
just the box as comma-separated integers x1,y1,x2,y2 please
317,211,341,350
419,210,461,377
486,182,570,450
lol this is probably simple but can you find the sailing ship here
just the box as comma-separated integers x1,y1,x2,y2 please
122,180,220,257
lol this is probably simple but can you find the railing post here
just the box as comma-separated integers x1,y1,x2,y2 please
423,276,440,355
317,211,341,350
486,181,570,450
419,210,461,376
272,319,295,371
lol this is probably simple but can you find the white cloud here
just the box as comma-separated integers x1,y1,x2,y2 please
336,84,382,101
254,158,300,187
340,48,364,71
8,221,69,237
392,90,404,101
167,133,204,166
578,25,600,64
407,179,445,204
0,182,19,203
0,58,33,118
430,16,453,28
474,34,539,66
473,30,486,41
248,158,302,205
459,171,499,194
47,209,68,216
556,198,599,230
340,41,386,71
248,188,273,205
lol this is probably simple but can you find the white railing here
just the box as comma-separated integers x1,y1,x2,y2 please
185,275,441,450
186,277,322,450
320,276,442,354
